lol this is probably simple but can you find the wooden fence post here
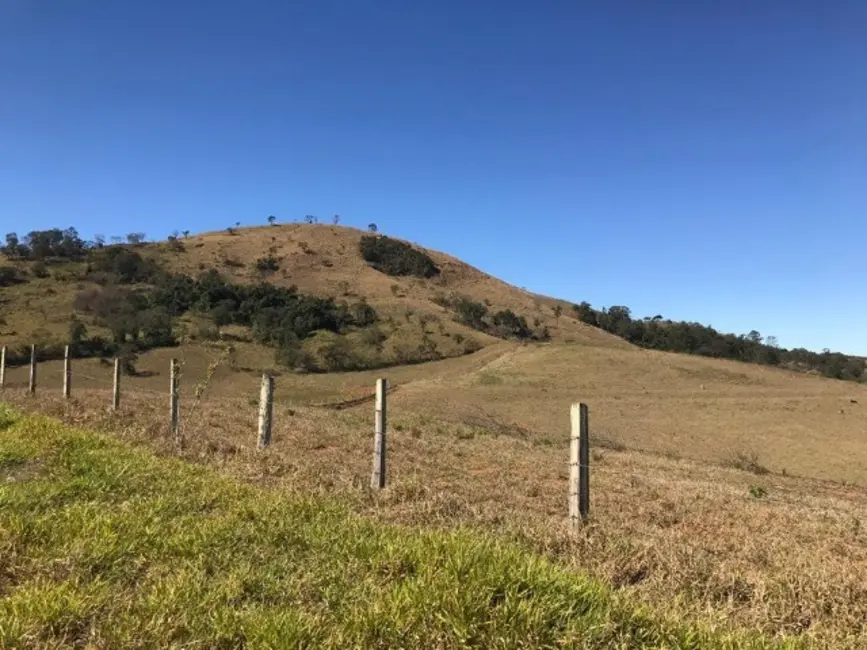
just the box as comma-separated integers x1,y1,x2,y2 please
569,403,590,527
257,373,274,449
170,359,180,442
112,357,121,410
0,345,6,390
28,345,36,394
63,345,71,399
371,378,387,490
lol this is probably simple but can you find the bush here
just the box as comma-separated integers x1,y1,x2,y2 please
255,254,280,273
350,300,377,327
359,235,439,278
360,326,387,350
0,266,19,286
492,310,532,340
69,318,87,346
31,261,49,278
453,297,488,331
275,338,317,372
88,246,162,284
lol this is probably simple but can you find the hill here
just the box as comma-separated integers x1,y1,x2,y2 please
3,225,867,647
0,224,624,373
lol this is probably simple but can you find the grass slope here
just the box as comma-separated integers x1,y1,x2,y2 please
0,406,794,649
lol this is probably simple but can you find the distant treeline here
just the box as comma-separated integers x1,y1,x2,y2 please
571,302,865,382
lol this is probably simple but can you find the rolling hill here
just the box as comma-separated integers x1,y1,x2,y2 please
2,223,867,647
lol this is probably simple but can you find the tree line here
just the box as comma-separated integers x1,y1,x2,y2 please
571,302,865,382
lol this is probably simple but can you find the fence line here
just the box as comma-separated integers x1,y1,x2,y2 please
2,345,592,527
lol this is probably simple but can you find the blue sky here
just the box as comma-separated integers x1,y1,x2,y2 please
1,1,865,354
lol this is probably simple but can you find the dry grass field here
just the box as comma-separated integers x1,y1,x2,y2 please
2,338,867,647
2,225,867,647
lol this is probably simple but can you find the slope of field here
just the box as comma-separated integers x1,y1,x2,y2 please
3,351,867,647
0,407,794,650
3,334,865,482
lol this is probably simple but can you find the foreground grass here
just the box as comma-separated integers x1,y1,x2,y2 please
0,406,797,649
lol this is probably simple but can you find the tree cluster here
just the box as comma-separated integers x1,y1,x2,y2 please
150,269,375,344
447,296,538,341
359,235,440,279
571,302,866,382
74,285,175,348
2,229,88,261
87,246,163,284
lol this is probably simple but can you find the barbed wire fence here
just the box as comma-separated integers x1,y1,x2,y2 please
0,343,592,524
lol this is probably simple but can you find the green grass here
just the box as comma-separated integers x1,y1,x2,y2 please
0,406,800,649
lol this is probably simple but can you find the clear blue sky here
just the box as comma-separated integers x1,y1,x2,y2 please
1,1,865,354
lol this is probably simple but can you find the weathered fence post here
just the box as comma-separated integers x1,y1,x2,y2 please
371,378,387,490
569,403,590,527
63,345,71,399
257,373,274,449
0,345,6,390
28,345,36,394
170,359,180,442
112,357,121,410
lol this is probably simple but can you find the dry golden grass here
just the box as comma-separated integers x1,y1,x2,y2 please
3,337,867,647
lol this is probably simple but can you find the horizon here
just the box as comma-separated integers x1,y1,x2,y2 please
2,1,865,355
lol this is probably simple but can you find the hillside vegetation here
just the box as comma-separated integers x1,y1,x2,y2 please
1,225,624,374
0,407,796,649
2,225,863,383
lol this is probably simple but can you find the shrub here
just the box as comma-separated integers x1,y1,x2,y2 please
166,236,185,253
31,261,49,278
359,235,439,278
453,297,488,331
492,310,532,340
749,484,768,499
360,326,387,349
350,300,377,327
255,254,280,273
0,266,19,286
727,451,770,475
275,339,316,372
69,318,87,346
88,247,162,284
461,336,483,354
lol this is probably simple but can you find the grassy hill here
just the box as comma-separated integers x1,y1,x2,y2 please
0,224,623,369
3,224,867,647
